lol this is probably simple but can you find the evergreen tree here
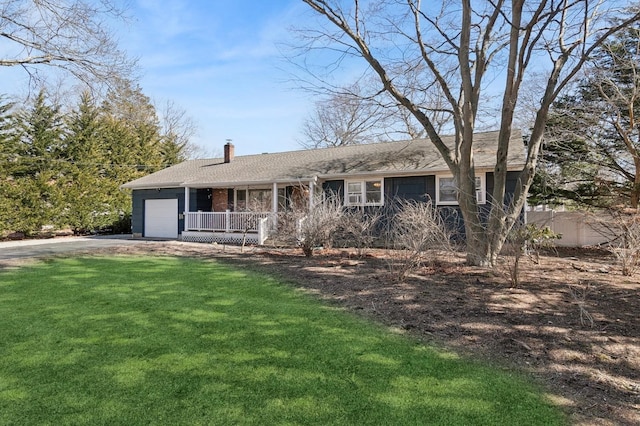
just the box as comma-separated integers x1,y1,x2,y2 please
534,26,640,209
98,79,166,231
0,96,17,235
60,91,112,233
160,131,187,167
158,101,195,165
0,80,193,237
2,90,67,235
101,79,165,177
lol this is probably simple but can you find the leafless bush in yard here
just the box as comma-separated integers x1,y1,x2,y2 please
500,223,560,287
383,199,455,282
568,280,594,327
592,209,640,276
272,211,303,244
274,194,345,257
333,209,382,257
614,212,640,276
240,202,263,253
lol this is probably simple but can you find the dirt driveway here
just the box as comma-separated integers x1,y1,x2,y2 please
2,239,638,425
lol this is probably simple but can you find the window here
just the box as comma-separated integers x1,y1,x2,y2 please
235,189,246,211
436,174,485,205
235,188,272,211
438,177,458,204
277,188,287,211
345,179,383,206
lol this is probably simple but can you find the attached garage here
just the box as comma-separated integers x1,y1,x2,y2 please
144,198,178,238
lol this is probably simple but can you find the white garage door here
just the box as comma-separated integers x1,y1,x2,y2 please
144,198,178,238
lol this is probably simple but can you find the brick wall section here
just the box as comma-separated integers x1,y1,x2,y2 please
212,189,229,212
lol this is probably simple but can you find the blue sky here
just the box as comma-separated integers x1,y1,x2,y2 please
120,0,312,157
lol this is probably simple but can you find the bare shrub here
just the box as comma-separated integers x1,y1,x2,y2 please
298,196,346,256
333,209,382,257
568,281,594,327
592,209,640,276
240,203,262,253
612,212,640,276
501,223,560,287
274,194,345,257
272,211,303,244
383,199,454,281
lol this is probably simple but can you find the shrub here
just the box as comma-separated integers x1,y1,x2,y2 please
333,209,382,257
608,211,640,276
501,223,560,286
274,194,345,257
383,199,454,281
589,208,640,276
297,196,345,256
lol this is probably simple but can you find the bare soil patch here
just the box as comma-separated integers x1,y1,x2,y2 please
7,241,638,425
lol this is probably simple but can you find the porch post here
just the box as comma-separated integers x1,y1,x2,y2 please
272,182,278,213
308,179,315,210
184,186,190,230
271,182,278,228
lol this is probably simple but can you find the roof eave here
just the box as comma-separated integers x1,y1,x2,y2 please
181,177,318,188
126,163,527,190
120,181,186,190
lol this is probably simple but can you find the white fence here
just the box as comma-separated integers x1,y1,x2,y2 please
526,210,611,247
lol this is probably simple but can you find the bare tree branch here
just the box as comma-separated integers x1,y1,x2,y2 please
0,0,136,88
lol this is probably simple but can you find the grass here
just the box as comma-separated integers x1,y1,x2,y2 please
0,256,565,425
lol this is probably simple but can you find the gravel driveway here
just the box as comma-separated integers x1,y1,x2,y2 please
0,235,141,262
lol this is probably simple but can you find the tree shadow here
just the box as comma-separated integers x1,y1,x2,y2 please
224,249,639,426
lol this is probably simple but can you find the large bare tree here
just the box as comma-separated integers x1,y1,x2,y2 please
0,0,134,86
158,99,201,161
299,0,640,266
300,82,391,148
299,79,452,148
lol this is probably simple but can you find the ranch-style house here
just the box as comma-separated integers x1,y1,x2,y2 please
121,129,526,244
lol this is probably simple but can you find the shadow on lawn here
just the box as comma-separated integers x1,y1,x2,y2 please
0,256,563,425
226,249,639,426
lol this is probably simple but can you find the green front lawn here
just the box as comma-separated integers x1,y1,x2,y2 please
0,256,565,425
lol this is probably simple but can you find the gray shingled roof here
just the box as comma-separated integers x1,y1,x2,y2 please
122,129,526,189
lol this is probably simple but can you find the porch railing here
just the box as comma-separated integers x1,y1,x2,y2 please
184,211,274,233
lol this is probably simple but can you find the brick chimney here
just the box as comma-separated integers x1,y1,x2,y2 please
224,142,234,163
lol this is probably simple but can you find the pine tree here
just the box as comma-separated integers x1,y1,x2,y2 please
3,90,67,235
61,91,112,233
0,96,17,235
99,79,166,231
0,80,193,237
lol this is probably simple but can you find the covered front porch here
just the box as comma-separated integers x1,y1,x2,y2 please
182,211,276,244
181,180,316,245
